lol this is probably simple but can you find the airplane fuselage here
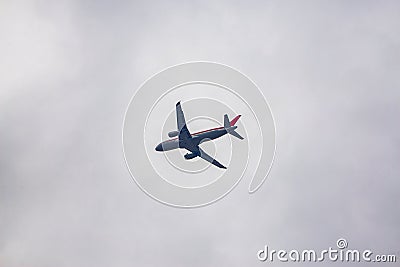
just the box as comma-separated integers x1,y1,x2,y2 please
155,126,230,152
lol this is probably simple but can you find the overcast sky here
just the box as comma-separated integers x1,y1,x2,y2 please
1,1,399,266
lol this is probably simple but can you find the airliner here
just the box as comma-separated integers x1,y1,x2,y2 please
155,101,243,169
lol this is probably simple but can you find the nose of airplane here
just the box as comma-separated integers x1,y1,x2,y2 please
155,143,163,151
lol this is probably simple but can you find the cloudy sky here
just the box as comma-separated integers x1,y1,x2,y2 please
1,0,399,266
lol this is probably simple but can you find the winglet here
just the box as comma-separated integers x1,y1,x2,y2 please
176,101,181,106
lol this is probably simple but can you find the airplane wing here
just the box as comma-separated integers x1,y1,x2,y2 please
176,101,192,141
176,101,186,131
198,147,226,169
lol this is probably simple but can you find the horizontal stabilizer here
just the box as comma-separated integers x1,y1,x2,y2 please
223,114,244,140
229,130,244,140
224,114,230,128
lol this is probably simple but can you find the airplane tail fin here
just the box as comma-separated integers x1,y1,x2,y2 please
223,114,244,140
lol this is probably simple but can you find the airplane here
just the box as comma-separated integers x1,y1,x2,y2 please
155,101,244,169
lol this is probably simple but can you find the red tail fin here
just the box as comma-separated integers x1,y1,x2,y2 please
230,115,241,126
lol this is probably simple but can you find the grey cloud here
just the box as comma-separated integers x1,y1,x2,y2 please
1,0,399,266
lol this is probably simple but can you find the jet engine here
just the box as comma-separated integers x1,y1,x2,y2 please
168,130,179,138
184,152,198,160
